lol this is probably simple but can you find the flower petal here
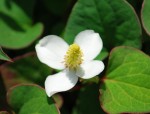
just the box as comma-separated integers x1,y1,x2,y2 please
76,60,104,79
35,35,69,70
74,30,103,61
45,69,78,97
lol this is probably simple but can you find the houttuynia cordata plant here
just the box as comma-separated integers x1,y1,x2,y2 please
0,0,150,114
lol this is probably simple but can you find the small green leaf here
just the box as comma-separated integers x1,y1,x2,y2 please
73,84,105,114
8,84,46,112
0,47,11,61
141,0,150,35
0,0,43,49
64,0,141,50
100,46,150,113
7,84,59,114
19,97,59,114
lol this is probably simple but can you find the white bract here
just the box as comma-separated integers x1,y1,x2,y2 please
35,30,104,97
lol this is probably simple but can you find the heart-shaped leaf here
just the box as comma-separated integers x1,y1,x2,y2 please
0,0,43,49
0,47,11,61
64,0,141,50
141,0,150,36
19,97,59,114
7,84,59,114
100,47,150,113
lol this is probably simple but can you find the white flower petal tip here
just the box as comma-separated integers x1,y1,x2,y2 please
45,70,78,97
74,30,103,61
38,35,69,49
76,60,105,79
35,35,69,70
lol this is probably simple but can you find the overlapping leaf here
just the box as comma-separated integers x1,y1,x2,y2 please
0,0,43,49
65,0,141,50
100,47,150,113
7,84,59,114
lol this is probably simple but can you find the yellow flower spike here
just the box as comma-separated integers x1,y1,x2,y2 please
64,43,83,69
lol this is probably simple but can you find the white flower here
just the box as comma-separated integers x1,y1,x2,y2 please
35,30,104,97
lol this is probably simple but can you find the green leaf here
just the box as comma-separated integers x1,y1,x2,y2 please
7,84,59,114
8,84,46,112
0,53,51,90
64,0,141,50
0,47,11,61
100,46,150,113
19,97,59,114
73,84,105,114
0,0,43,49
141,0,150,35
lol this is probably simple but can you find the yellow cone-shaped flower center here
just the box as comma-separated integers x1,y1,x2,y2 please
64,44,83,69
